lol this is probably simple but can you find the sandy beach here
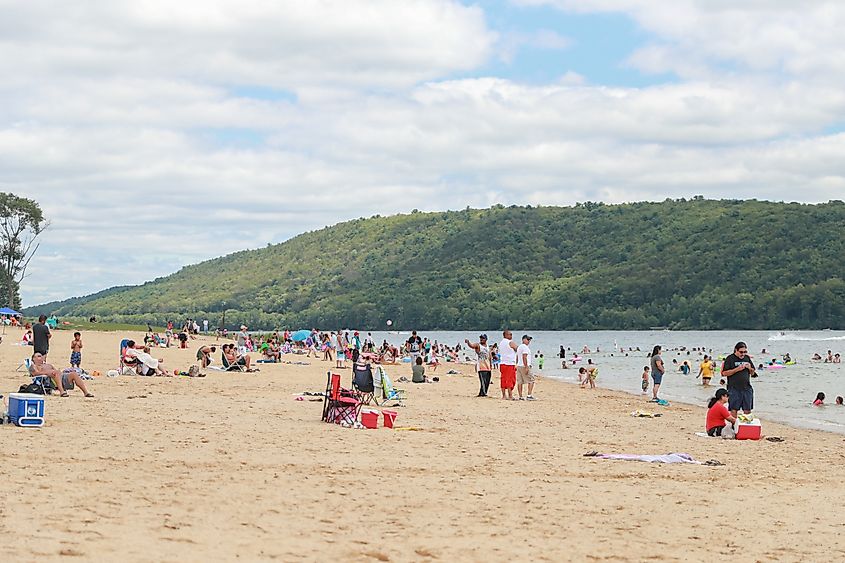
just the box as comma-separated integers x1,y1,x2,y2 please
2,328,845,562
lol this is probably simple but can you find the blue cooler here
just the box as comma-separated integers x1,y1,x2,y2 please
8,393,45,427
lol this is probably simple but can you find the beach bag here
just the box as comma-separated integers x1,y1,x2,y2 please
19,382,44,395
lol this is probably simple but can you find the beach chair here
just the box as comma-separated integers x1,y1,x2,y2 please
119,338,140,375
375,365,405,403
322,372,361,424
222,352,246,372
351,361,377,406
15,357,33,373
19,357,56,394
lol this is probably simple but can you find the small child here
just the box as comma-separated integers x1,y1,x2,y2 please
641,366,650,395
70,331,83,368
813,392,825,406
580,366,597,389
836,396,844,405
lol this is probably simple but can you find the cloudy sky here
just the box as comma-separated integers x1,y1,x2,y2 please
3,0,845,305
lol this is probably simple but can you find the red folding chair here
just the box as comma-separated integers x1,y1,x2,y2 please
322,372,361,424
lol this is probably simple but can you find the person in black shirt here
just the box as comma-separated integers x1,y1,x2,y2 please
722,341,756,416
32,314,51,357
406,331,423,360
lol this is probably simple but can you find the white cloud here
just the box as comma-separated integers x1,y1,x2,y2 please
3,0,845,304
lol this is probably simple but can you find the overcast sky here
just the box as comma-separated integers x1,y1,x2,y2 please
3,0,845,305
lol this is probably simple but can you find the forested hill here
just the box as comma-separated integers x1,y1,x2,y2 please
26,200,845,330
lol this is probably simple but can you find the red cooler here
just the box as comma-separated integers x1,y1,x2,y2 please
360,409,379,429
735,419,761,440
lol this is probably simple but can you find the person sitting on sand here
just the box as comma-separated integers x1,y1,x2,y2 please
813,392,825,406
411,356,430,383
196,345,217,368
222,343,253,371
706,389,736,437
30,352,94,398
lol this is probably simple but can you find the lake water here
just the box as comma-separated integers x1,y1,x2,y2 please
366,330,845,434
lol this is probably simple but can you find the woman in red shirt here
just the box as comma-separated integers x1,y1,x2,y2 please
706,389,737,437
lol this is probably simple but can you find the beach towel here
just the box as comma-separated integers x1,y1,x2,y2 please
585,452,707,464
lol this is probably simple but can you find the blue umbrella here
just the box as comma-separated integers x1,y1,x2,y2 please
0,307,20,316
291,329,311,342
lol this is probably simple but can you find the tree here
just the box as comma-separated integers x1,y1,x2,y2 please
0,193,46,309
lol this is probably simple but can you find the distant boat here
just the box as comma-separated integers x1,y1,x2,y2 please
649,326,669,331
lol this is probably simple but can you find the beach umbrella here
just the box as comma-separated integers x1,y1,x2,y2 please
291,329,311,342
0,307,20,316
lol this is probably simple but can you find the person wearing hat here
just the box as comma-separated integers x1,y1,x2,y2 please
237,325,249,356
516,334,536,400
465,334,492,397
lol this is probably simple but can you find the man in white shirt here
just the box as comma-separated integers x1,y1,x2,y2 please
498,330,519,400
516,334,536,400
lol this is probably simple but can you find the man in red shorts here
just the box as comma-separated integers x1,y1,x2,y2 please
498,330,519,400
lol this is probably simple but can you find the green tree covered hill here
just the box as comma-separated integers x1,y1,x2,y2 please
26,199,845,330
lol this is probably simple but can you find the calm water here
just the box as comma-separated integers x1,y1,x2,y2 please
366,330,845,434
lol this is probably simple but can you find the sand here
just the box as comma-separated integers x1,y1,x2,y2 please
2,328,845,562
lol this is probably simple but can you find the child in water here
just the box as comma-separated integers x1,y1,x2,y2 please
706,389,737,437
813,392,825,406
836,396,844,405
641,366,650,395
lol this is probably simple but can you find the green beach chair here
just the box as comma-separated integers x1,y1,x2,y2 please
375,365,405,403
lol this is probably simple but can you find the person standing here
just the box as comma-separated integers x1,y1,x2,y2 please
722,341,756,417
498,330,519,400
237,325,249,356
516,334,536,400
406,330,423,361
649,345,665,402
32,314,51,358
203,319,209,333
465,334,492,397
697,354,714,386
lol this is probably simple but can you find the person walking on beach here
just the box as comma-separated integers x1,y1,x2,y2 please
465,335,492,397
33,314,51,358
516,335,536,400
722,341,756,417
649,345,665,402
498,330,519,400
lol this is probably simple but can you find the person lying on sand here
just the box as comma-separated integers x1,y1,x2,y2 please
30,352,94,397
